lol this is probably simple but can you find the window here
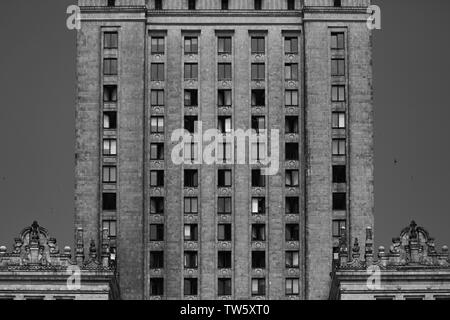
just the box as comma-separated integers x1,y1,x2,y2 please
218,197,232,215
218,37,232,53
104,32,118,49
151,116,164,133
218,116,232,134
184,197,198,214
332,112,346,128
251,116,265,134
333,193,346,211
184,90,198,107
333,165,346,183
331,59,345,76
103,85,117,102
286,251,299,268
107,0,116,6
286,278,299,296
251,37,265,54
150,251,164,268
150,278,164,296
251,279,265,296
151,63,164,81
184,251,198,268
184,63,198,80
332,220,346,238
252,251,265,269
103,139,117,155
286,224,299,241
155,0,163,10
285,90,299,107
184,170,198,188
286,197,299,215
251,141,266,162
218,252,232,269
188,0,196,10
184,116,198,134
218,63,232,81
103,166,117,183
285,143,299,161
252,169,265,188
331,32,345,50
184,278,198,296
251,224,266,241
285,63,298,81
285,36,298,53
150,170,164,187
151,37,164,53
184,224,198,241
184,37,198,54
103,112,117,130
218,169,232,187
334,0,342,7
151,90,165,106
221,0,229,10
150,143,164,160
332,139,346,156
218,90,232,107
251,63,265,81
285,170,299,187
285,116,299,134
252,197,265,215
218,279,232,296
102,220,117,238
218,224,232,241
184,141,199,162
150,224,164,241
102,193,116,211
103,58,118,75
150,197,164,215
287,0,295,10
254,0,262,10
251,89,265,106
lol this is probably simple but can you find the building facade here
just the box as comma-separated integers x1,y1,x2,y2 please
0,222,119,300
76,0,373,300
330,221,450,300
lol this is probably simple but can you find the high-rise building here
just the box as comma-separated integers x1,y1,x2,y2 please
76,0,373,300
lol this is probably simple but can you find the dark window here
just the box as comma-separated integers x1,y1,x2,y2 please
151,90,165,106
254,0,262,10
286,224,299,241
285,170,299,187
332,139,346,156
150,251,164,268
251,197,265,215
184,37,198,54
184,90,198,106
285,90,299,106
103,85,117,102
103,58,118,75
285,63,298,80
184,63,198,80
151,63,164,81
184,251,198,268
218,37,232,53
218,224,232,241
103,111,117,129
151,116,164,133
218,63,232,81
218,252,232,269
155,0,163,10
221,0,229,10
150,170,164,187
102,220,117,238
285,37,298,53
286,278,299,296
103,139,117,155
184,278,198,296
184,170,199,188
218,169,232,187
150,278,164,295
218,116,232,134
103,166,117,183
107,0,115,7
102,193,116,211
150,224,164,241
151,37,165,53
150,143,164,160
184,197,198,214
150,197,164,215
285,116,299,134
184,224,198,241
251,116,265,134
251,63,265,81
251,224,266,241
104,32,118,49
251,89,265,106
252,251,266,269
331,58,345,76
251,37,265,54
332,220,346,238
333,165,346,183
251,279,265,296
252,169,265,187
334,0,342,7
333,193,347,211
184,116,198,134
218,197,232,215
331,32,345,50
286,251,299,268
285,143,299,160
332,112,346,128
218,90,232,107
188,0,196,10
287,0,295,10
286,197,299,215
218,278,232,296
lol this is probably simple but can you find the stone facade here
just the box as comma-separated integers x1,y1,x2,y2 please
0,222,119,300
76,0,373,300
330,221,450,300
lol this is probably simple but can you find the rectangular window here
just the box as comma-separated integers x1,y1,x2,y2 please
285,143,299,161
331,58,345,76
251,63,265,81
251,279,265,296
218,224,232,241
251,169,265,188
332,85,346,102
251,89,265,106
252,251,266,269
150,278,164,296
102,220,117,238
287,0,295,10
218,197,232,215
286,278,299,296
103,139,117,156
184,63,198,80
285,90,299,107
184,197,198,215
102,193,116,211
285,63,298,81
218,116,232,134
150,224,164,241
103,111,117,129
184,251,198,268
103,58,118,75
332,220,346,238
254,0,262,10
218,37,232,53
218,169,232,187
331,32,345,50
151,90,165,106
251,224,266,241
333,193,347,211
286,197,299,215
251,141,266,162
286,251,299,268
218,252,232,269
218,90,232,107
332,112,346,128
217,141,232,163
285,170,299,187
184,90,198,107
285,36,298,53
150,116,164,133
151,63,164,81
251,37,265,54
150,143,164,160
184,116,198,134
154,0,163,10
188,0,196,10
150,170,164,187
251,197,265,215
218,278,232,296
150,251,164,268
285,116,299,134
184,37,198,54
251,116,265,134
103,85,117,102
332,139,346,156
150,197,164,215
184,278,198,296
184,170,199,188
286,224,299,241
151,37,165,54
333,165,346,183
107,0,116,6
102,166,117,183
218,63,232,81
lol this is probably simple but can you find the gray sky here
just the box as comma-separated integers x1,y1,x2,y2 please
0,0,449,251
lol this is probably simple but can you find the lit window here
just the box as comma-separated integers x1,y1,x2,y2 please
102,166,117,183
151,37,165,54
103,139,117,156
251,197,265,215
286,251,299,268
184,197,198,215
184,37,198,54
102,220,117,238
332,139,346,156
103,111,117,129
151,90,165,106
251,278,265,296
184,224,198,241
218,169,232,187
218,90,232,107
150,116,164,133
286,278,299,296
285,90,299,107
332,112,346,128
